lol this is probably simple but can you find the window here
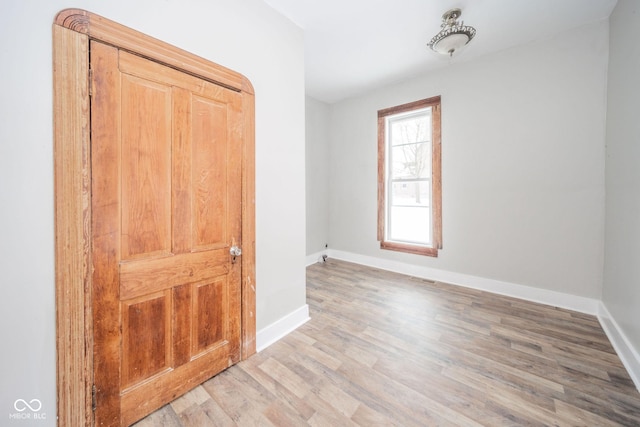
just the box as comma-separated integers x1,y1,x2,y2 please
377,96,442,256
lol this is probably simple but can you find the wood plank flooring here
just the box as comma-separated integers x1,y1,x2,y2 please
133,259,640,426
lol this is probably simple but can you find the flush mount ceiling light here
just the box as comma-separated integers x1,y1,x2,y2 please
427,8,476,57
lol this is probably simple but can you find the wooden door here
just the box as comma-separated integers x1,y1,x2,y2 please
90,40,243,426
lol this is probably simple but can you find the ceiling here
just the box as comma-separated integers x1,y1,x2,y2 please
263,0,617,104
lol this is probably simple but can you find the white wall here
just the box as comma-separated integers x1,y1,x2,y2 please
305,96,330,256
0,1,305,425
328,20,608,299
603,0,640,359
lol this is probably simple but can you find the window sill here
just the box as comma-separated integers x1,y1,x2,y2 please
380,241,438,257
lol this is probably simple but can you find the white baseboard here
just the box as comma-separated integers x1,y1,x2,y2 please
328,249,599,315
306,251,327,266
306,252,323,267
256,304,310,352
598,302,640,391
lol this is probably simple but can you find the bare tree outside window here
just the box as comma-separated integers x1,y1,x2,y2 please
391,115,431,205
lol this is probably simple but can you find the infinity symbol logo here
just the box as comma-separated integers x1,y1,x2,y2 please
14,399,42,412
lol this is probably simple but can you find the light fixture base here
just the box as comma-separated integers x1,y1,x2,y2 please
442,8,462,22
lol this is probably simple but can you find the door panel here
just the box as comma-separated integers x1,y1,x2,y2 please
193,278,227,353
91,40,243,426
191,95,228,250
121,292,170,389
120,74,172,260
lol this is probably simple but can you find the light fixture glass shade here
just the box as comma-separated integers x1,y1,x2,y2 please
427,9,476,57
431,33,471,55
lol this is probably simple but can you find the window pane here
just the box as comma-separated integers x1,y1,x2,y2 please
389,206,430,245
391,142,431,179
391,181,430,207
390,110,431,146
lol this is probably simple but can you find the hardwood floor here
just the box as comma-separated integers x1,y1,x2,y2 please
133,259,640,426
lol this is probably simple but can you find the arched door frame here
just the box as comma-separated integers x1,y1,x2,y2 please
53,9,256,425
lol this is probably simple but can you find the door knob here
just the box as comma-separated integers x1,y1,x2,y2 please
230,246,242,257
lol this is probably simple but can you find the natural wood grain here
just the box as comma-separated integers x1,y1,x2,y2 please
194,279,226,352
91,39,244,425
55,9,254,94
377,114,386,243
136,259,640,427
119,250,229,300
241,88,257,359
90,40,123,427
173,284,192,367
54,9,256,424
53,24,92,427
191,95,228,248
171,86,192,255
120,72,172,259
122,293,170,388
431,102,442,249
